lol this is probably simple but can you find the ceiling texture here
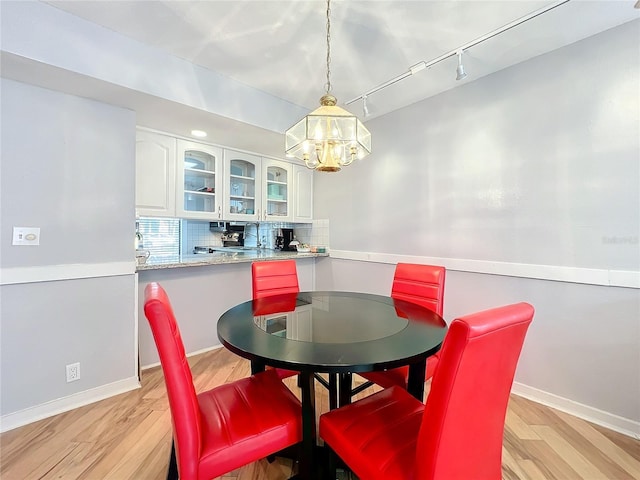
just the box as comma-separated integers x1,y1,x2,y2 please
6,1,640,154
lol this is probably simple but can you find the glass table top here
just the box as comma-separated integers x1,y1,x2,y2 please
252,292,409,344
218,291,447,374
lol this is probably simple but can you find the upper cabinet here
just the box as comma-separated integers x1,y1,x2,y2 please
223,149,262,222
293,165,313,223
135,130,312,223
135,130,176,217
176,140,223,220
263,159,293,222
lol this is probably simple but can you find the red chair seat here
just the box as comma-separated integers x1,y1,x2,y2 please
320,386,424,480
197,371,302,477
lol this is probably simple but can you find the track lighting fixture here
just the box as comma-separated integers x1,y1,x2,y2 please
363,95,370,117
345,0,570,107
456,50,467,81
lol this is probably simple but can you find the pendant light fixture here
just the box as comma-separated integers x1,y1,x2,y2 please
285,0,371,172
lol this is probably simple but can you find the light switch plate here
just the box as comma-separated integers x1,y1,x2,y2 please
13,227,40,246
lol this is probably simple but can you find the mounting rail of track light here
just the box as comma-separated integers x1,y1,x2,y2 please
345,0,571,107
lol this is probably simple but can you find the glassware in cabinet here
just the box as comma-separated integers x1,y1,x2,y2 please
176,140,223,219
223,150,261,220
263,159,292,221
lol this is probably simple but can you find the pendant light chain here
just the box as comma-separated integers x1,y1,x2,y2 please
325,0,332,94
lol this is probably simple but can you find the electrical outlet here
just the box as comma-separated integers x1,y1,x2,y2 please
66,363,81,382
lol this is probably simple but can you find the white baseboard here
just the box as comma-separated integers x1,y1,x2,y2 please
140,343,224,371
512,382,640,439
0,376,140,433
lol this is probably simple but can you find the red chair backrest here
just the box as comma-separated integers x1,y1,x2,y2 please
416,302,534,480
252,260,300,299
143,282,201,480
391,263,446,316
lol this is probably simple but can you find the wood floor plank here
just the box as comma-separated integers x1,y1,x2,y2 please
591,423,640,463
501,445,532,480
531,424,606,479
506,407,542,441
1,347,638,480
550,408,640,479
519,458,553,480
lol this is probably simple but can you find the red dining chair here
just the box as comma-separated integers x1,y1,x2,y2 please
320,302,534,480
143,282,302,480
354,263,446,396
252,260,300,380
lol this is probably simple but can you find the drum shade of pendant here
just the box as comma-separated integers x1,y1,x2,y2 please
285,0,371,172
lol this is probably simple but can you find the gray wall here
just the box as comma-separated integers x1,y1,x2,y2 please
314,21,640,429
317,20,639,269
0,79,137,418
137,258,316,367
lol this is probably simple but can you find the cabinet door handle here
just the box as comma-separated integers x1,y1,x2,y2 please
218,206,221,219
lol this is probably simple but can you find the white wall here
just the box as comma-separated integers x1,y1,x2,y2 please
314,21,640,436
0,0,306,135
0,79,138,430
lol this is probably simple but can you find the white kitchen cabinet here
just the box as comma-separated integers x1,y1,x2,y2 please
263,158,293,222
223,149,262,222
135,130,176,217
176,140,223,220
293,164,313,223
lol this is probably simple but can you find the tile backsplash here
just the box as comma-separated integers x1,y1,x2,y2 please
180,220,223,254
180,219,330,254
293,219,330,248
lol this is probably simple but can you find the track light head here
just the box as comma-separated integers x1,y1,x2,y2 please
363,95,370,117
456,50,467,81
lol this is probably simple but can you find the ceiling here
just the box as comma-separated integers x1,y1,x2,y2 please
6,1,640,155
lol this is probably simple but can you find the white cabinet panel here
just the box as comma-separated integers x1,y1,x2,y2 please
294,164,313,223
135,130,176,217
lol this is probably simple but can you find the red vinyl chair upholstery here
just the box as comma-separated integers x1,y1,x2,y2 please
320,302,534,480
357,263,446,391
143,282,302,480
251,260,300,379
252,260,300,299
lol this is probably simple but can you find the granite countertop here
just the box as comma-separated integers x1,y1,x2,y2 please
136,249,328,271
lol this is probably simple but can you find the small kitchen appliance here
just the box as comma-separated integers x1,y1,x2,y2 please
221,224,245,247
280,228,296,251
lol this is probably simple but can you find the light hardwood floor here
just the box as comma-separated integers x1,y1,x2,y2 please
1,347,639,480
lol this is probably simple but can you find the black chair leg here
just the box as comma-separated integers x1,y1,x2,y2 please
329,373,338,410
326,444,337,480
167,439,178,480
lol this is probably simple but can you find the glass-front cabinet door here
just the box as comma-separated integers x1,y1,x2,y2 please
263,159,293,222
223,149,261,221
176,140,223,220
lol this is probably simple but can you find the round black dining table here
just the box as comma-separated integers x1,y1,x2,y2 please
217,291,447,479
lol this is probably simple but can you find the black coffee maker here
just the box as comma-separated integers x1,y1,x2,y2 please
275,228,296,251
